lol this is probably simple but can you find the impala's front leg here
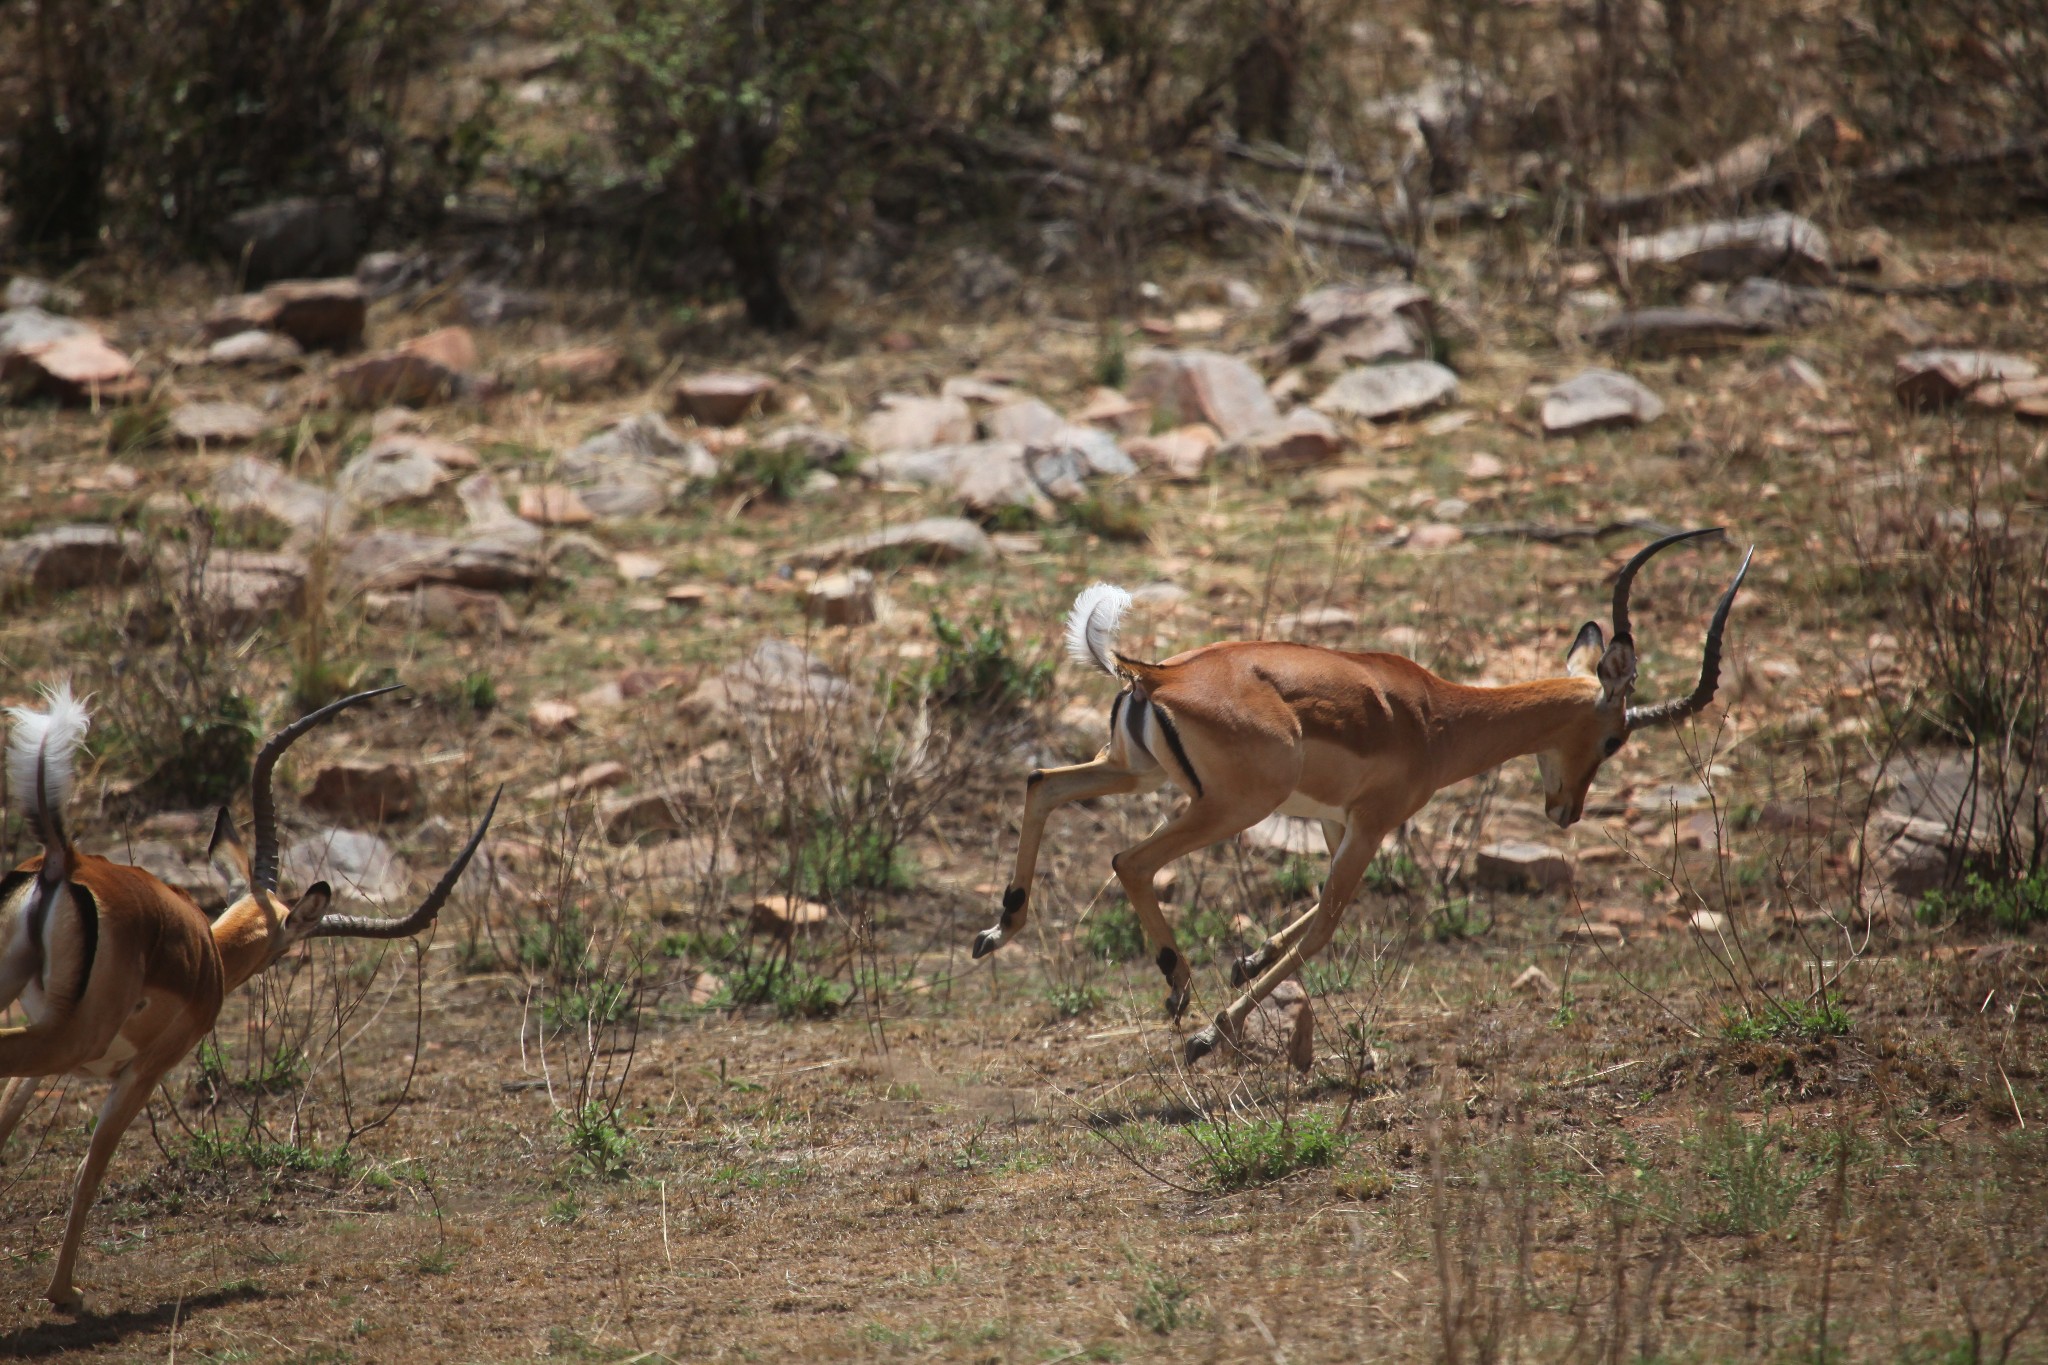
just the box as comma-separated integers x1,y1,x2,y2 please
1189,818,1387,1065
973,756,1146,959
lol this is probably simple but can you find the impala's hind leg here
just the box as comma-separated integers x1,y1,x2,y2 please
1108,777,1292,1021
973,756,1152,959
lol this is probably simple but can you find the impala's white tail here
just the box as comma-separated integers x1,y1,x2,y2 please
1065,583,1132,680
5,682,91,828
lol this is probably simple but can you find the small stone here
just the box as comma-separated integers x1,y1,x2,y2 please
1475,841,1574,892
1313,361,1459,422
1242,814,1324,856
983,398,1067,443
1128,348,1278,439
204,278,366,351
1281,283,1433,367
536,345,625,391
1622,212,1832,284
789,517,993,569
1512,965,1559,997
169,402,268,446
337,436,468,508
598,784,690,844
1127,425,1220,482
803,569,877,627
665,583,711,608
213,197,363,287
304,760,422,824
757,424,852,466
682,639,858,719
1588,307,1773,356
518,485,594,526
614,552,664,582
1073,387,1151,435
332,351,461,409
205,330,304,368
528,700,580,738
747,896,832,940
939,375,1018,405
1894,350,2039,409
1462,452,1505,481
126,840,226,912
860,393,974,453
1406,522,1464,550
1223,409,1345,469
401,326,477,374
212,457,352,539
1541,368,1666,434
526,761,631,806
0,525,148,595
676,370,776,426
5,334,141,402
1560,921,1624,946
1687,910,1730,934
196,549,308,630
1274,606,1356,636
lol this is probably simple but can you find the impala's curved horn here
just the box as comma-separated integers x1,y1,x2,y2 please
250,685,406,892
1611,527,1723,645
310,785,502,940
1626,546,1755,730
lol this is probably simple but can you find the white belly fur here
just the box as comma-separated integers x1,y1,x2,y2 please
1276,791,1348,824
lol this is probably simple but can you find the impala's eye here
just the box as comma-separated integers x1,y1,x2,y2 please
1603,736,1624,757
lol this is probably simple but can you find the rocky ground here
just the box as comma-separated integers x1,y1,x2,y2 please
0,206,2044,1361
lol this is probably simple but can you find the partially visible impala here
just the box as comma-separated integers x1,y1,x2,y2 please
973,530,1752,1065
0,683,498,1310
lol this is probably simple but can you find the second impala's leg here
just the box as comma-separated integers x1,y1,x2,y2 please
0,1075,39,1151
42,1062,162,1310
1189,817,1392,1063
1229,819,1353,987
1109,776,1293,1020
973,755,1150,958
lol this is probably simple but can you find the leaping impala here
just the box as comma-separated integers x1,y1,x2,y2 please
0,683,499,1309
972,530,1752,1065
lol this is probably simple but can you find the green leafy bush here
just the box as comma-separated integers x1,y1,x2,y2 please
1191,1113,1347,1191
1918,869,2048,934
913,609,1055,715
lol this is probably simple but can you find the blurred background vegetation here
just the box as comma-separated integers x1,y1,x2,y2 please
3,0,2044,324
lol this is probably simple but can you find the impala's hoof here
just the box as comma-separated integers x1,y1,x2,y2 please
1184,1026,1221,1066
1229,951,1266,987
1164,984,1191,1022
44,1283,82,1313
972,927,1003,959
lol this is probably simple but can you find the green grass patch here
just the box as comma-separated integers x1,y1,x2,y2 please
1191,1112,1347,1190
1917,868,2048,933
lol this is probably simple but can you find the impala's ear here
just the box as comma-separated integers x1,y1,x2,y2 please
286,882,332,933
208,807,252,887
1596,639,1638,710
1565,621,1605,678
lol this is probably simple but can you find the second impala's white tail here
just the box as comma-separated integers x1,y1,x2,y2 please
5,682,90,830
1064,583,1132,680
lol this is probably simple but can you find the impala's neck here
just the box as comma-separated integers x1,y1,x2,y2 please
212,897,285,993
1430,676,1599,787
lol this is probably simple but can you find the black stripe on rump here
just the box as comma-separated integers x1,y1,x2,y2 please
1152,705,1205,798
1123,690,1147,751
68,883,99,1000
1108,691,1127,750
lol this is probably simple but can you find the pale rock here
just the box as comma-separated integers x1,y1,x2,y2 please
1222,408,1345,469
939,375,1018,405
562,412,717,517
363,583,516,636
5,333,141,401
336,529,539,592
401,326,477,374
803,569,877,627
1128,581,1188,608
984,398,1067,443
205,330,303,368
196,549,308,629
457,281,545,326
518,485,594,526
1541,368,1666,434
1560,921,1624,946
0,525,148,595
1621,212,1831,284
1406,522,1464,550
126,840,226,913
169,401,268,446
1462,452,1506,481
536,345,625,391
1224,279,1264,310
1587,307,1773,355
1725,277,1832,328
748,896,832,940
281,828,407,906
305,760,422,824
790,517,993,568
1274,605,1356,636
332,350,464,409
1313,361,1458,422
1475,841,1574,892
1511,965,1560,998
1894,350,2039,408
758,423,852,466
337,435,467,508
1242,814,1324,856
1687,910,1731,934
861,393,974,453
1073,387,1151,435
528,700,581,738
212,457,351,539
675,370,776,426
614,552,664,583
683,639,858,719
1128,348,1277,439
526,761,630,806
1127,425,1219,482
1281,283,1433,367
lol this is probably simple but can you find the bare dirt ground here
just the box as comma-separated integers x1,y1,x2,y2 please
1,213,2045,1363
